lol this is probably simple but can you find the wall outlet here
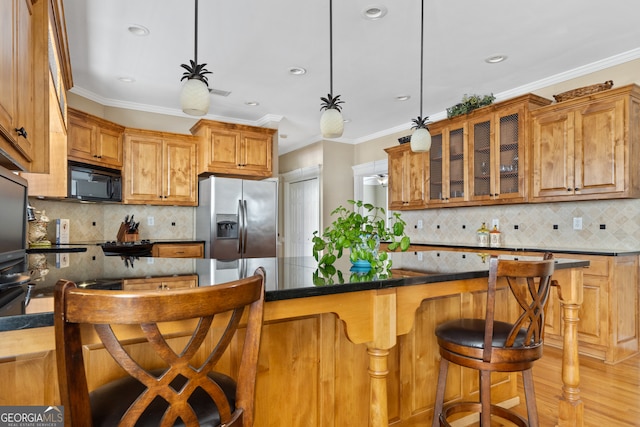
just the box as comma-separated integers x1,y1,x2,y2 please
573,217,583,230
417,220,423,229
147,216,154,226
491,218,499,229
417,252,423,261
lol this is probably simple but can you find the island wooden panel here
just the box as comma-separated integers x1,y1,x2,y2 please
0,267,584,426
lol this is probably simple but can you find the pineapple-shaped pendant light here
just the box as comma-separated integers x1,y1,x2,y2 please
180,0,212,116
410,0,431,152
320,0,345,138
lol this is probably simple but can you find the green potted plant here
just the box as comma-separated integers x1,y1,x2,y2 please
312,200,411,275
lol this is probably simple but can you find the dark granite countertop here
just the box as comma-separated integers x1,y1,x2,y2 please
0,247,589,332
407,242,640,257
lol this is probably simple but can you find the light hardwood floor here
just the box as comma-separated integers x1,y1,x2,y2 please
511,345,640,426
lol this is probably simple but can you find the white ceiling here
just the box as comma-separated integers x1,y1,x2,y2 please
62,0,640,154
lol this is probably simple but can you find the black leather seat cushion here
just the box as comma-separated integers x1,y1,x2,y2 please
435,318,529,349
90,369,236,427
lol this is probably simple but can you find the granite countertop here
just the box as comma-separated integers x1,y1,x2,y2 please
26,240,205,254
0,247,589,332
406,242,640,257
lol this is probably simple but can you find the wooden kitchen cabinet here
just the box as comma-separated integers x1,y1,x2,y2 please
467,94,550,203
425,94,551,208
544,252,639,364
0,0,49,172
123,129,198,206
122,274,198,291
191,119,276,178
531,84,640,202
67,108,124,169
151,242,204,258
384,144,427,210
427,121,468,206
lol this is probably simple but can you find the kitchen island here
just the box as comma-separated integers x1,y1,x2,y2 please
0,247,587,426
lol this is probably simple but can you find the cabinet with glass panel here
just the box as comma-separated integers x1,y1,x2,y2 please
427,94,550,207
428,123,468,206
469,104,525,203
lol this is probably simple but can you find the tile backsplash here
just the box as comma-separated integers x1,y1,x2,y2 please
30,198,640,251
28,199,195,243
399,199,640,251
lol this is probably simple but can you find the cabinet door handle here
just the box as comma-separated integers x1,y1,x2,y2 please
15,127,27,138
93,154,102,158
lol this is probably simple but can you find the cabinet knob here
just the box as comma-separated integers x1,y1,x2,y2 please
567,188,572,192
15,127,27,138
574,188,580,192
93,154,102,158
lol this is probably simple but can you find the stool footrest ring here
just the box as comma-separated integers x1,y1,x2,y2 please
440,401,530,427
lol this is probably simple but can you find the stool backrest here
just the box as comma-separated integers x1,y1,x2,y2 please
54,267,265,427
483,254,554,362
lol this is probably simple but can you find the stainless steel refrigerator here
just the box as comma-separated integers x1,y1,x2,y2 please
196,176,277,259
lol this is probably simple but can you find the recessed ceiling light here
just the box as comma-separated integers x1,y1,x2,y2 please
363,5,388,20
288,67,307,76
127,24,150,36
485,54,507,64
245,101,259,106
118,77,135,83
396,95,411,101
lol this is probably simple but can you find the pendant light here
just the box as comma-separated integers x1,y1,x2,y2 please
319,0,345,138
410,0,431,152
180,0,212,116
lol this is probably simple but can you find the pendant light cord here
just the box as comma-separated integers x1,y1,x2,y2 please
419,0,424,118
329,0,334,95
194,0,199,65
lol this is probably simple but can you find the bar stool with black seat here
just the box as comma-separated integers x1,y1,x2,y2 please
432,254,554,427
54,267,266,427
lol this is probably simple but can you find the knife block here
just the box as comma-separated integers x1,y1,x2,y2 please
117,222,139,242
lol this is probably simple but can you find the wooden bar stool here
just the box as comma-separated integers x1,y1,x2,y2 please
55,268,266,427
432,254,555,427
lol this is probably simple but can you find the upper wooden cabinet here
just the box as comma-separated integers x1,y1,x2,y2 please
428,122,468,206
191,119,276,178
67,108,124,169
123,129,198,206
384,144,427,210
386,94,550,210
0,0,49,172
531,84,640,202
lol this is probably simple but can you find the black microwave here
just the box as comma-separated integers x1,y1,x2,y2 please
68,161,122,202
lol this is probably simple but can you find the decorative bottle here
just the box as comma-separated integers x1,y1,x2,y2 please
490,225,501,248
477,223,490,247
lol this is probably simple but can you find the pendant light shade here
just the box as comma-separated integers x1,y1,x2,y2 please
410,127,431,152
409,0,431,153
320,108,344,138
181,78,210,116
179,0,212,116
319,0,345,138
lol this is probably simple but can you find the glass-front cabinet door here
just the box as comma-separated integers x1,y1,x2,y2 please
469,107,525,202
429,124,467,205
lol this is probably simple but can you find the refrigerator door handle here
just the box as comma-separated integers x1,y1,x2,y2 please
242,200,248,254
237,200,244,255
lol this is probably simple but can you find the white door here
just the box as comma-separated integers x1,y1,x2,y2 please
286,177,319,257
